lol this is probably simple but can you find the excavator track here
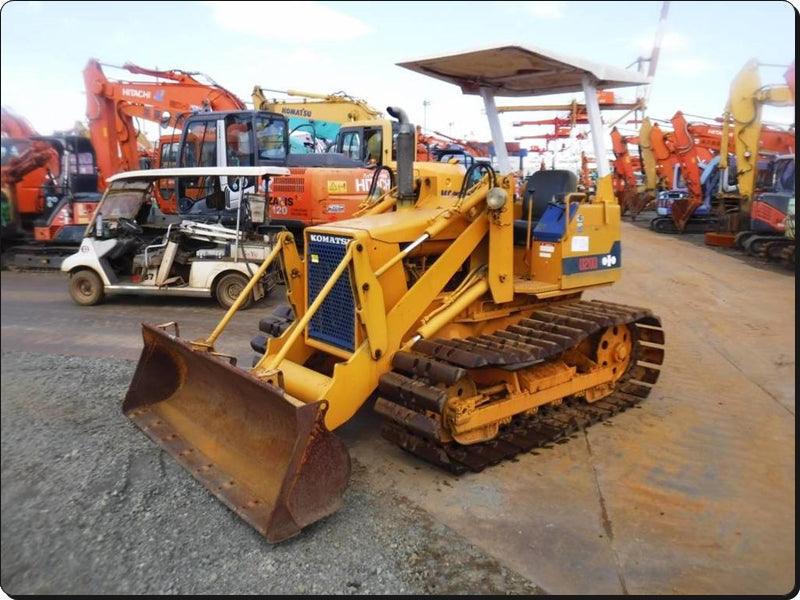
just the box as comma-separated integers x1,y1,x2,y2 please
649,215,719,234
375,299,665,475
2,243,80,272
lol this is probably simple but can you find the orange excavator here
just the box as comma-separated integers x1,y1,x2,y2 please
648,120,682,191
609,126,655,219
84,60,386,233
83,58,248,191
417,128,491,164
2,107,60,243
650,103,794,235
649,111,776,233
649,112,730,233
1,107,103,267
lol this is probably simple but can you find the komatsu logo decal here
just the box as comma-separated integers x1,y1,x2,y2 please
282,108,313,118
309,233,350,246
122,88,151,99
562,241,621,275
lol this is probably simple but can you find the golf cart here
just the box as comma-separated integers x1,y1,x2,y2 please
61,166,289,309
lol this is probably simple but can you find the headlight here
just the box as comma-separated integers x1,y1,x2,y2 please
486,187,506,210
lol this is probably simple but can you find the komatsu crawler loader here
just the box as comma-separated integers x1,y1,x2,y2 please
123,46,665,542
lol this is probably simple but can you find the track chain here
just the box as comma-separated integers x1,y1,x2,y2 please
649,216,719,234
375,299,665,475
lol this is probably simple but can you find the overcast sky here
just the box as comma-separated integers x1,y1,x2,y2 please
0,0,795,168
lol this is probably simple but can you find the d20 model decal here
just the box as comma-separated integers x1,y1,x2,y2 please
562,241,621,275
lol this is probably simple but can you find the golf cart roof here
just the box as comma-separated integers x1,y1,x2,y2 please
396,44,649,97
105,166,290,183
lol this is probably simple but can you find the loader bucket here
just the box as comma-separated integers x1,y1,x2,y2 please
122,323,351,543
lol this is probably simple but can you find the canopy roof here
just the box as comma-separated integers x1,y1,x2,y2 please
397,45,650,174
397,44,649,98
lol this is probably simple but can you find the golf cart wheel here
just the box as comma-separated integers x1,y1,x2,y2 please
69,269,105,306
215,272,253,310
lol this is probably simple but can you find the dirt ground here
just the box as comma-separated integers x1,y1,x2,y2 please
0,219,795,595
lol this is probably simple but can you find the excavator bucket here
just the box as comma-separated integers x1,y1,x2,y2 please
122,323,351,543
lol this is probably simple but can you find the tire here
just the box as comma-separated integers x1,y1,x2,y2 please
69,269,104,306
215,272,253,310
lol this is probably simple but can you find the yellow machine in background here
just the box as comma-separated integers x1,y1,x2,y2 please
252,87,383,153
123,47,665,543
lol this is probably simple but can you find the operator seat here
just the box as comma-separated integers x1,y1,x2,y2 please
513,170,578,245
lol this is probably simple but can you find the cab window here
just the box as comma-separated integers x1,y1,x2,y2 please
255,116,287,161
226,115,254,166
180,120,218,167
339,130,362,160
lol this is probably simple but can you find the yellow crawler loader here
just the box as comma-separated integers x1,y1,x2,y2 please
123,46,665,542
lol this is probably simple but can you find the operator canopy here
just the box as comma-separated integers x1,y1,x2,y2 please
396,44,650,97
397,44,651,175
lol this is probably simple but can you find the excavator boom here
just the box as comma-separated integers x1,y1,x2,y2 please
83,58,246,189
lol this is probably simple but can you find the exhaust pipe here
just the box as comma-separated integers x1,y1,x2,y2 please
387,106,415,209
123,323,351,543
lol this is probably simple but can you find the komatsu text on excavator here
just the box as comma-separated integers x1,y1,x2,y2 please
123,47,665,543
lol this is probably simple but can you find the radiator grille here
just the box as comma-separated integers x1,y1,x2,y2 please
306,235,355,351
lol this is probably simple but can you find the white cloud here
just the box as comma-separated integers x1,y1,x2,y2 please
203,1,373,41
523,1,566,19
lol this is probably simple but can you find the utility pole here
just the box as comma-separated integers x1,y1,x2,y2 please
423,100,430,132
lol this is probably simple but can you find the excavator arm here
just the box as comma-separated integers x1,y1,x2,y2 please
610,125,657,219
252,87,384,152
648,121,680,190
721,59,795,211
1,140,58,186
1,107,39,138
666,111,721,231
83,58,247,189
252,87,383,123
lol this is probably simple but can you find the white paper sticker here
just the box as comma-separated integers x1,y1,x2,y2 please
571,236,589,252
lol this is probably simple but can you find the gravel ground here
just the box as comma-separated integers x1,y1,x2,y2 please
0,351,545,595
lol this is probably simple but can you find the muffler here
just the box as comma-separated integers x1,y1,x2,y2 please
123,323,351,543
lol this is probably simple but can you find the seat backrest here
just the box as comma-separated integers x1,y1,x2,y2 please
521,170,578,222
